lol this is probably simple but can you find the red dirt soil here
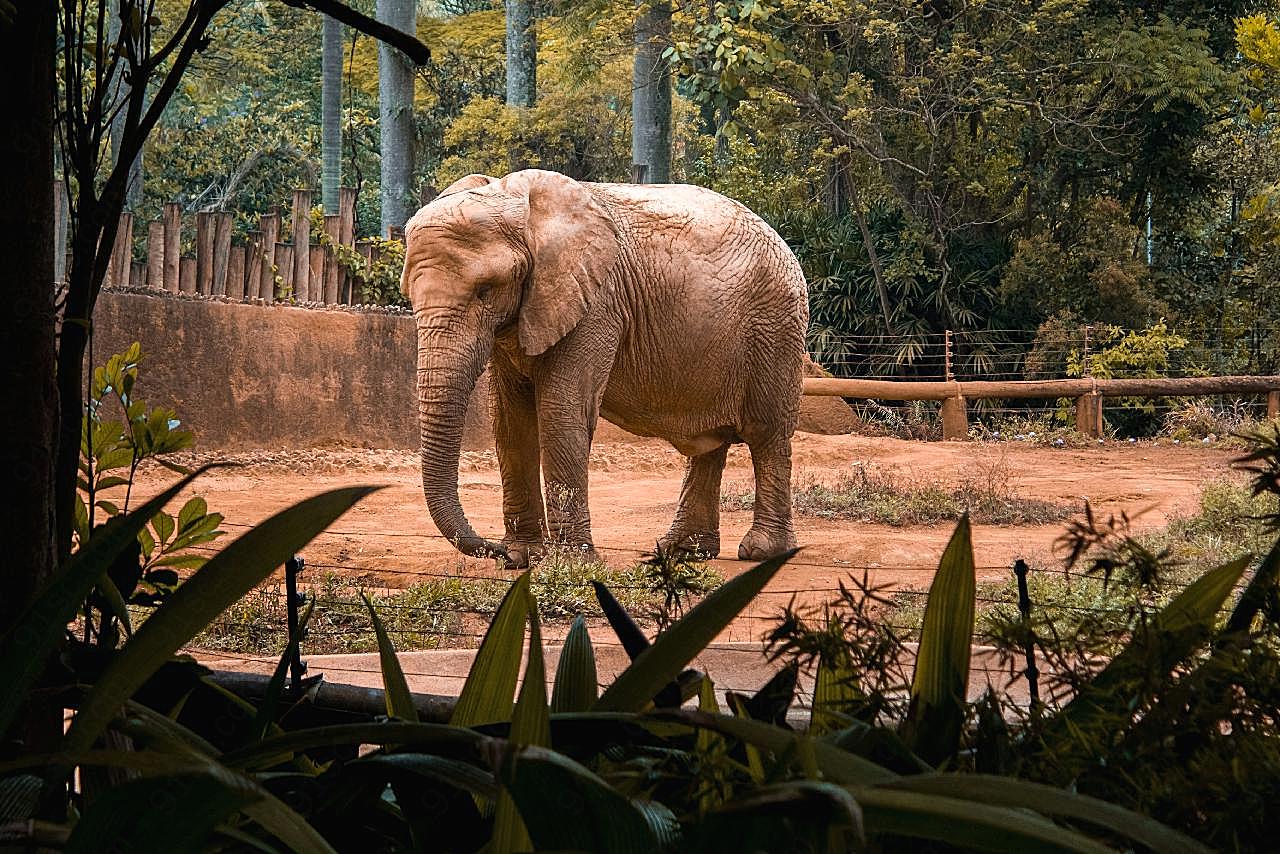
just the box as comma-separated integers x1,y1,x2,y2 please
133,432,1238,633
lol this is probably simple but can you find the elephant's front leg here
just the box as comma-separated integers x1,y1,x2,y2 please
492,368,546,568
536,382,600,560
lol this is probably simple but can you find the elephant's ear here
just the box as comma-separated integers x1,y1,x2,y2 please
505,170,620,356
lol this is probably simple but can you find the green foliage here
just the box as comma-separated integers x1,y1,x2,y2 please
76,345,223,647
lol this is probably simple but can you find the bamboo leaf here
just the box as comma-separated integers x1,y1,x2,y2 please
450,572,530,728
551,614,598,713
222,722,486,771
65,486,382,753
1048,554,1251,742
902,516,975,765
492,586,551,853
496,745,658,854
876,774,1210,854
653,709,896,785
591,580,650,659
595,550,795,712
361,593,418,721
850,787,1113,854
65,773,258,854
0,465,220,739
811,652,859,735
249,599,315,741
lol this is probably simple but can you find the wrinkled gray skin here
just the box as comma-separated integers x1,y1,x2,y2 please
402,169,809,566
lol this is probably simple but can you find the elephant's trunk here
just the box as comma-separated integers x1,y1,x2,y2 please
416,324,509,561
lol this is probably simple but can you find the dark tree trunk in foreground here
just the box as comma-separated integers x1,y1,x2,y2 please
0,0,58,632
505,0,536,108
631,0,672,183
377,0,416,234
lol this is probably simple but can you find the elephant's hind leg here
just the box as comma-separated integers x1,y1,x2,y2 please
659,443,729,559
738,436,797,561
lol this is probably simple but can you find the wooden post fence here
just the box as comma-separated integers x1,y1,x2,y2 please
101,188,370,305
802,376,1280,439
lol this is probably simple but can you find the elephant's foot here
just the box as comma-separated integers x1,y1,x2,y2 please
657,529,721,560
501,540,544,569
737,526,796,561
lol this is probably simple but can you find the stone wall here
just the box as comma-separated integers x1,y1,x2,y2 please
92,289,855,451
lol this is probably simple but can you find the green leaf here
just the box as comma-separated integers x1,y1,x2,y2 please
1047,554,1251,745
350,753,499,800
221,722,486,771
876,774,1210,854
653,709,896,785
595,550,795,712
361,593,418,721
849,787,1113,853
685,781,864,853
1226,536,1280,633
551,614,598,713
65,773,258,854
65,486,382,753
97,575,134,638
450,572,530,728
497,745,659,854
249,599,315,741
152,510,175,547
902,516,975,765
492,586,551,853
811,652,859,736
0,465,220,739
176,496,208,533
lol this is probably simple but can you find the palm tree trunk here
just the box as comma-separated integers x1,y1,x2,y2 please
377,0,416,235
631,0,672,183
505,0,536,108
322,14,344,214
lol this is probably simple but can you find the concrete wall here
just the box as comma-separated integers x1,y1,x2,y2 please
93,289,854,451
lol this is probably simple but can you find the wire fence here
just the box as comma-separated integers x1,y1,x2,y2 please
186,514,1248,713
808,326,1280,382
806,326,1280,436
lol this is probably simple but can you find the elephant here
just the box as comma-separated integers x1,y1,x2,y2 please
401,168,809,567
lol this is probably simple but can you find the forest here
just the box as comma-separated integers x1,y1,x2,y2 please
126,0,1280,381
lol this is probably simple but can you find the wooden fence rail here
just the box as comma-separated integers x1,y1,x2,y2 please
87,184,390,306
801,376,1280,439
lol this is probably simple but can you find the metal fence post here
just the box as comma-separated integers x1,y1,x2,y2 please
1013,559,1040,714
285,555,307,692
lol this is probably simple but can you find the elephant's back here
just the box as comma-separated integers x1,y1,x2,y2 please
594,181,808,446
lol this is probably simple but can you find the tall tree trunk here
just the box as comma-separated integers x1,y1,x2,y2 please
322,14,344,214
0,0,62,760
631,0,672,184
505,0,536,108
377,0,416,235
0,0,57,635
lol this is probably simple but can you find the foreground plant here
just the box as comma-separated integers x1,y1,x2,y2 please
0,477,1206,852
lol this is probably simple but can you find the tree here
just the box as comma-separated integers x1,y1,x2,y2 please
378,0,417,233
0,0,57,645
505,0,536,108
631,0,671,183
322,14,344,214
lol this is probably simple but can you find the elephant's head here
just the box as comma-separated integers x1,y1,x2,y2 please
401,169,620,559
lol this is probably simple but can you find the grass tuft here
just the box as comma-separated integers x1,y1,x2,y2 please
723,460,1072,527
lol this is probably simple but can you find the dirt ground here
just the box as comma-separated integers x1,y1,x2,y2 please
135,432,1239,635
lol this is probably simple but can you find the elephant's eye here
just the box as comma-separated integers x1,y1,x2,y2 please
476,284,492,301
